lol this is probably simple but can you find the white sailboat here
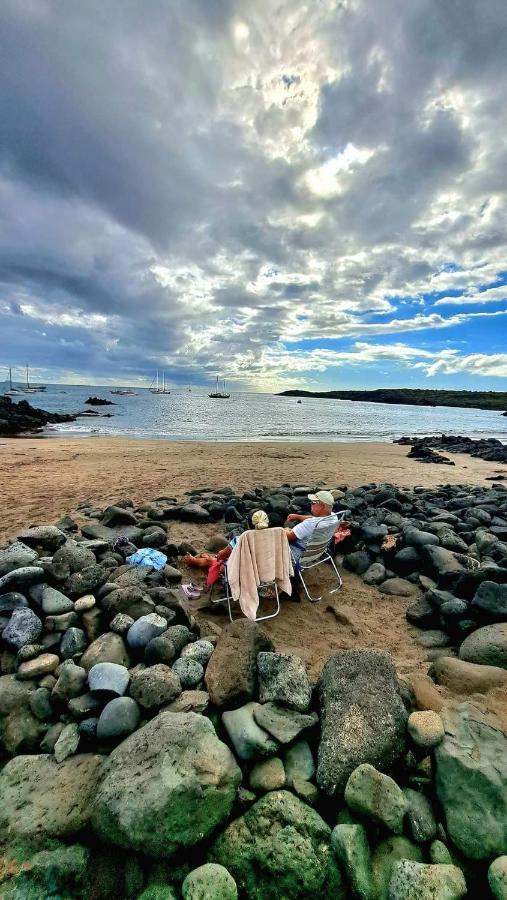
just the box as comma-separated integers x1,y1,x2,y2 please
4,368,24,396
209,376,230,399
149,370,170,394
24,365,46,392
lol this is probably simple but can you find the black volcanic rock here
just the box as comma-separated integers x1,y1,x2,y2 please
0,396,78,437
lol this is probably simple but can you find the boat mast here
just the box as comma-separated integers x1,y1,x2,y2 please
9,367,12,390
162,372,165,392
26,364,29,389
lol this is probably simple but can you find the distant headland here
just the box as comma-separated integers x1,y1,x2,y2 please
277,387,507,411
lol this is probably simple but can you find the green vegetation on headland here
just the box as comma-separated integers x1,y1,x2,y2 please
278,388,507,411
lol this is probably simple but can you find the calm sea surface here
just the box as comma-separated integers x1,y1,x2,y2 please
15,384,507,443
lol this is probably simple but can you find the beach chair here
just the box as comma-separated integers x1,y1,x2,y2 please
211,527,292,622
291,512,345,603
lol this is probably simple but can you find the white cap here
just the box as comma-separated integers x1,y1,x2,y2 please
307,490,335,508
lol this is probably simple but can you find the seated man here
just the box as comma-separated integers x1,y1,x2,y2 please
285,490,338,598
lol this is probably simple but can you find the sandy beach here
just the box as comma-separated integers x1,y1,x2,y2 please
1,434,506,727
0,436,504,543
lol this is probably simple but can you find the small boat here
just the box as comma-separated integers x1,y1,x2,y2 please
23,365,46,392
209,376,230,399
4,367,24,396
150,370,170,394
111,389,137,396
297,399,302,404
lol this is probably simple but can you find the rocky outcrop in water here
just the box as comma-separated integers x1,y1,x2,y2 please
395,433,507,464
0,395,78,436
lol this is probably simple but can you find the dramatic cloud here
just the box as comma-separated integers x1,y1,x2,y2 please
1,0,507,389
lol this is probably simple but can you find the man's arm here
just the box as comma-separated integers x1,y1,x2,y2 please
286,513,311,523
285,528,298,542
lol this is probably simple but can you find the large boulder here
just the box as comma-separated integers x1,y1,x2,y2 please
92,711,241,856
472,582,507,622
459,623,507,669
0,540,38,577
389,860,466,899
0,673,44,753
434,702,507,860
432,656,507,694
257,652,312,712
205,620,273,708
210,790,345,899
317,649,407,795
0,753,103,839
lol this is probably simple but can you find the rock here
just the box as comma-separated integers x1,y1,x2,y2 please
16,652,59,679
3,842,90,898
222,701,279,760
92,711,241,856
17,525,67,552
331,822,374,900
138,888,177,900
344,549,372,574
408,711,445,748
433,656,507,694
0,753,103,838
489,857,507,900
422,546,465,585
68,691,103,719
404,526,440,549
130,664,182,708
406,598,438,628
210,790,344,899
167,689,209,714
65,564,108,598
54,721,80,762
345,764,408,834
159,623,196,656
29,686,53,719
363,562,387,585
253,702,318,744
110,612,135,634
96,696,141,740
472,581,507,622
52,660,87,701
371,837,423,900
60,626,88,659
292,777,319,805
79,632,131,670
41,585,74,614
74,593,96,611
2,607,42,649
181,638,214,666
205,620,274,708
173,657,204,688
127,612,168,649
0,565,44,592
53,539,96,573
88,661,130,696
317,649,407,795
45,609,79,632
429,841,454,865
102,586,154,620
434,702,507,859
403,788,438,843
0,540,38,576
249,757,286,792
388,860,466,899
0,591,28,614
102,504,138,526
40,721,65,752
459,623,507,669
182,863,238,900
410,675,444,712
379,578,418,596
277,734,312,780
416,629,450,648
257,651,312,712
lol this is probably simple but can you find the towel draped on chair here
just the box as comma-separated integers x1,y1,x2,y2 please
226,527,293,620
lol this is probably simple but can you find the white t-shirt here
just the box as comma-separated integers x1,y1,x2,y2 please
292,514,338,548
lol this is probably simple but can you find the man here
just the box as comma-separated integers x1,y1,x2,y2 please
285,491,339,600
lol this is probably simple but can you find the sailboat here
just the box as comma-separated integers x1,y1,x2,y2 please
4,368,24,396
23,365,46,393
149,370,170,394
209,376,230,399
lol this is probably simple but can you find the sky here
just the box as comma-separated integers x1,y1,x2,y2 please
1,0,507,392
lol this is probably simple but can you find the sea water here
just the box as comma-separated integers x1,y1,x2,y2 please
19,384,507,443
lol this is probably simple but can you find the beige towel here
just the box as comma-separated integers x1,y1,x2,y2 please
227,527,294,620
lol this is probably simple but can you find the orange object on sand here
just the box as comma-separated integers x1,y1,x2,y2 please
182,552,215,569
334,522,351,544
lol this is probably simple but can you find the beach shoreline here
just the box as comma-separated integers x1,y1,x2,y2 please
1,435,505,543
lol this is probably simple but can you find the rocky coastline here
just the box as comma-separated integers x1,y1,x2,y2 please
395,434,507,465
0,481,506,898
0,396,112,437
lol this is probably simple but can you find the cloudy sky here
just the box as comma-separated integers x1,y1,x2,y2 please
1,0,507,391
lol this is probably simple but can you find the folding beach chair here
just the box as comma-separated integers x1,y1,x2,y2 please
211,527,292,622
291,512,345,603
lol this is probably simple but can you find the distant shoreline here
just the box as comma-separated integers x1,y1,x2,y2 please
278,388,507,412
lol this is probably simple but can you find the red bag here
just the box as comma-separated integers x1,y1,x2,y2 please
206,558,224,587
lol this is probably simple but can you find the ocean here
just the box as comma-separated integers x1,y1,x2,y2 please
15,384,507,443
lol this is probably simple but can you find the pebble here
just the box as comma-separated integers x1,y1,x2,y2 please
3,607,42,649
127,613,168,649
16,653,60,679
172,657,204,689
345,763,409,834
180,638,214,666
88,661,130,696
110,613,134,634
54,722,80,762
74,594,96,612
489,856,507,900
96,696,141,740
408,711,445,748
249,757,285,792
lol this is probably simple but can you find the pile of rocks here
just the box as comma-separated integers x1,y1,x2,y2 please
0,395,79,436
395,434,507,464
0,492,506,898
